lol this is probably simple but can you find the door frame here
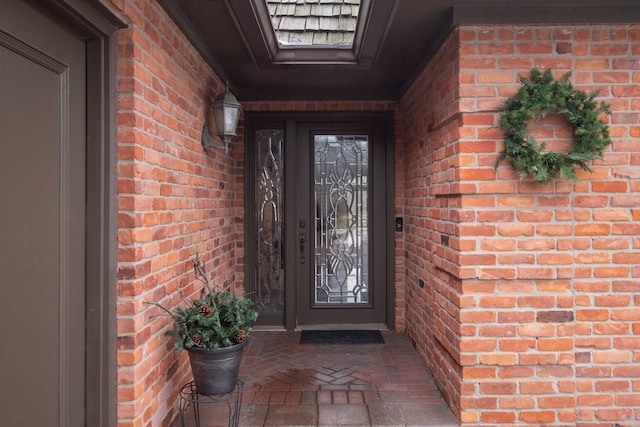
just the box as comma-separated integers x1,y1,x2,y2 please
33,1,124,425
245,112,395,331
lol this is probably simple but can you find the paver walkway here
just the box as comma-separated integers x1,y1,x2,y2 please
181,330,459,426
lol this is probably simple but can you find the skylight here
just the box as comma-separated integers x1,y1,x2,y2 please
227,0,389,67
265,0,361,47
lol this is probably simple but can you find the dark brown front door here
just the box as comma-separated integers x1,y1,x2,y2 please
295,121,388,326
1,1,87,424
246,114,393,329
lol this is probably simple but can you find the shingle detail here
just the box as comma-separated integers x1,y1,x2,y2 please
266,0,360,46
326,32,347,45
305,17,320,31
298,32,316,44
310,5,334,17
278,4,297,16
312,32,328,44
294,4,311,16
337,5,353,16
344,17,356,32
278,16,307,31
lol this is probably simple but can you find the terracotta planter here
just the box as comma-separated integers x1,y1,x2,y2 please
186,340,247,395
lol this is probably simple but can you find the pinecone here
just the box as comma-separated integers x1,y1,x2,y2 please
234,329,247,343
198,304,212,317
192,334,205,347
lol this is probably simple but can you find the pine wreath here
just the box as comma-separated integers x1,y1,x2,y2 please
497,68,612,184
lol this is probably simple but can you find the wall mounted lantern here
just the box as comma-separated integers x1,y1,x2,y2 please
201,82,242,153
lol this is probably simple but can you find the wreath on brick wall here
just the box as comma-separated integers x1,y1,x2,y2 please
496,68,612,184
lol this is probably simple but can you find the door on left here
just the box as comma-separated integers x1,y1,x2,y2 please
1,1,86,424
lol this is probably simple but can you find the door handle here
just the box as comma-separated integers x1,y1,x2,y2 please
299,233,306,264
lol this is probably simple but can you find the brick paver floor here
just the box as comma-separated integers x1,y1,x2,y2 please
180,330,459,426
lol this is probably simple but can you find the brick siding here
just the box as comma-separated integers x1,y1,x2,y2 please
400,25,640,425
100,0,639,424
109,0,242,425
397,28,465,417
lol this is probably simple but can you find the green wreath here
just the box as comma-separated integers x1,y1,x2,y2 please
497,68,612,184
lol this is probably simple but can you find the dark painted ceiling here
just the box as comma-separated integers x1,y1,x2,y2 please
158,0,640,101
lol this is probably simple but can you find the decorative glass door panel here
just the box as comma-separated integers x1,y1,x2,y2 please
254,129,285,322
314,135,369,305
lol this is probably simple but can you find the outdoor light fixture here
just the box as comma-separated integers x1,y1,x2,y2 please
201,82,242,153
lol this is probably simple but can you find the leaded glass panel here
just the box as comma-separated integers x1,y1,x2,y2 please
255,130,284,314
314,135,368,304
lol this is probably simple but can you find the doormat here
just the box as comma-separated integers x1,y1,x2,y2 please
300,330,385,345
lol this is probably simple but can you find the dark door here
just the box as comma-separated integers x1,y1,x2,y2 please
0,1,87,424
246,115,392,329
295,121,388,325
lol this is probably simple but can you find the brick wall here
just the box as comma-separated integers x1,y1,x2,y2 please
397,28,465,416
401,24,640,425
242,101,396,115
107,0,243,425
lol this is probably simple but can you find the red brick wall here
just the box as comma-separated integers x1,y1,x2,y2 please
243,101,396,112
106,0,243,425
401,24,640,425
397,28,465,416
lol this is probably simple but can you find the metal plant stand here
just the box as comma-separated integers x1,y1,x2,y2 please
179,380,244,427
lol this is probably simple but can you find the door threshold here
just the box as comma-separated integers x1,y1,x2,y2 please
253,325,287,331
296,323,388,331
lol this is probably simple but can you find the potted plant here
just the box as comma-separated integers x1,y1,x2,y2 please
149,254,258,395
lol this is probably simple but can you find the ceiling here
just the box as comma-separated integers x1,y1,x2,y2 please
158,0,640,101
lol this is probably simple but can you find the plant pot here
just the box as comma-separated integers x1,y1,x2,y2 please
187,340,247,396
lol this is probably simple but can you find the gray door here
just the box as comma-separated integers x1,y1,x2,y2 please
246,115,391,329
0,0,87,424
